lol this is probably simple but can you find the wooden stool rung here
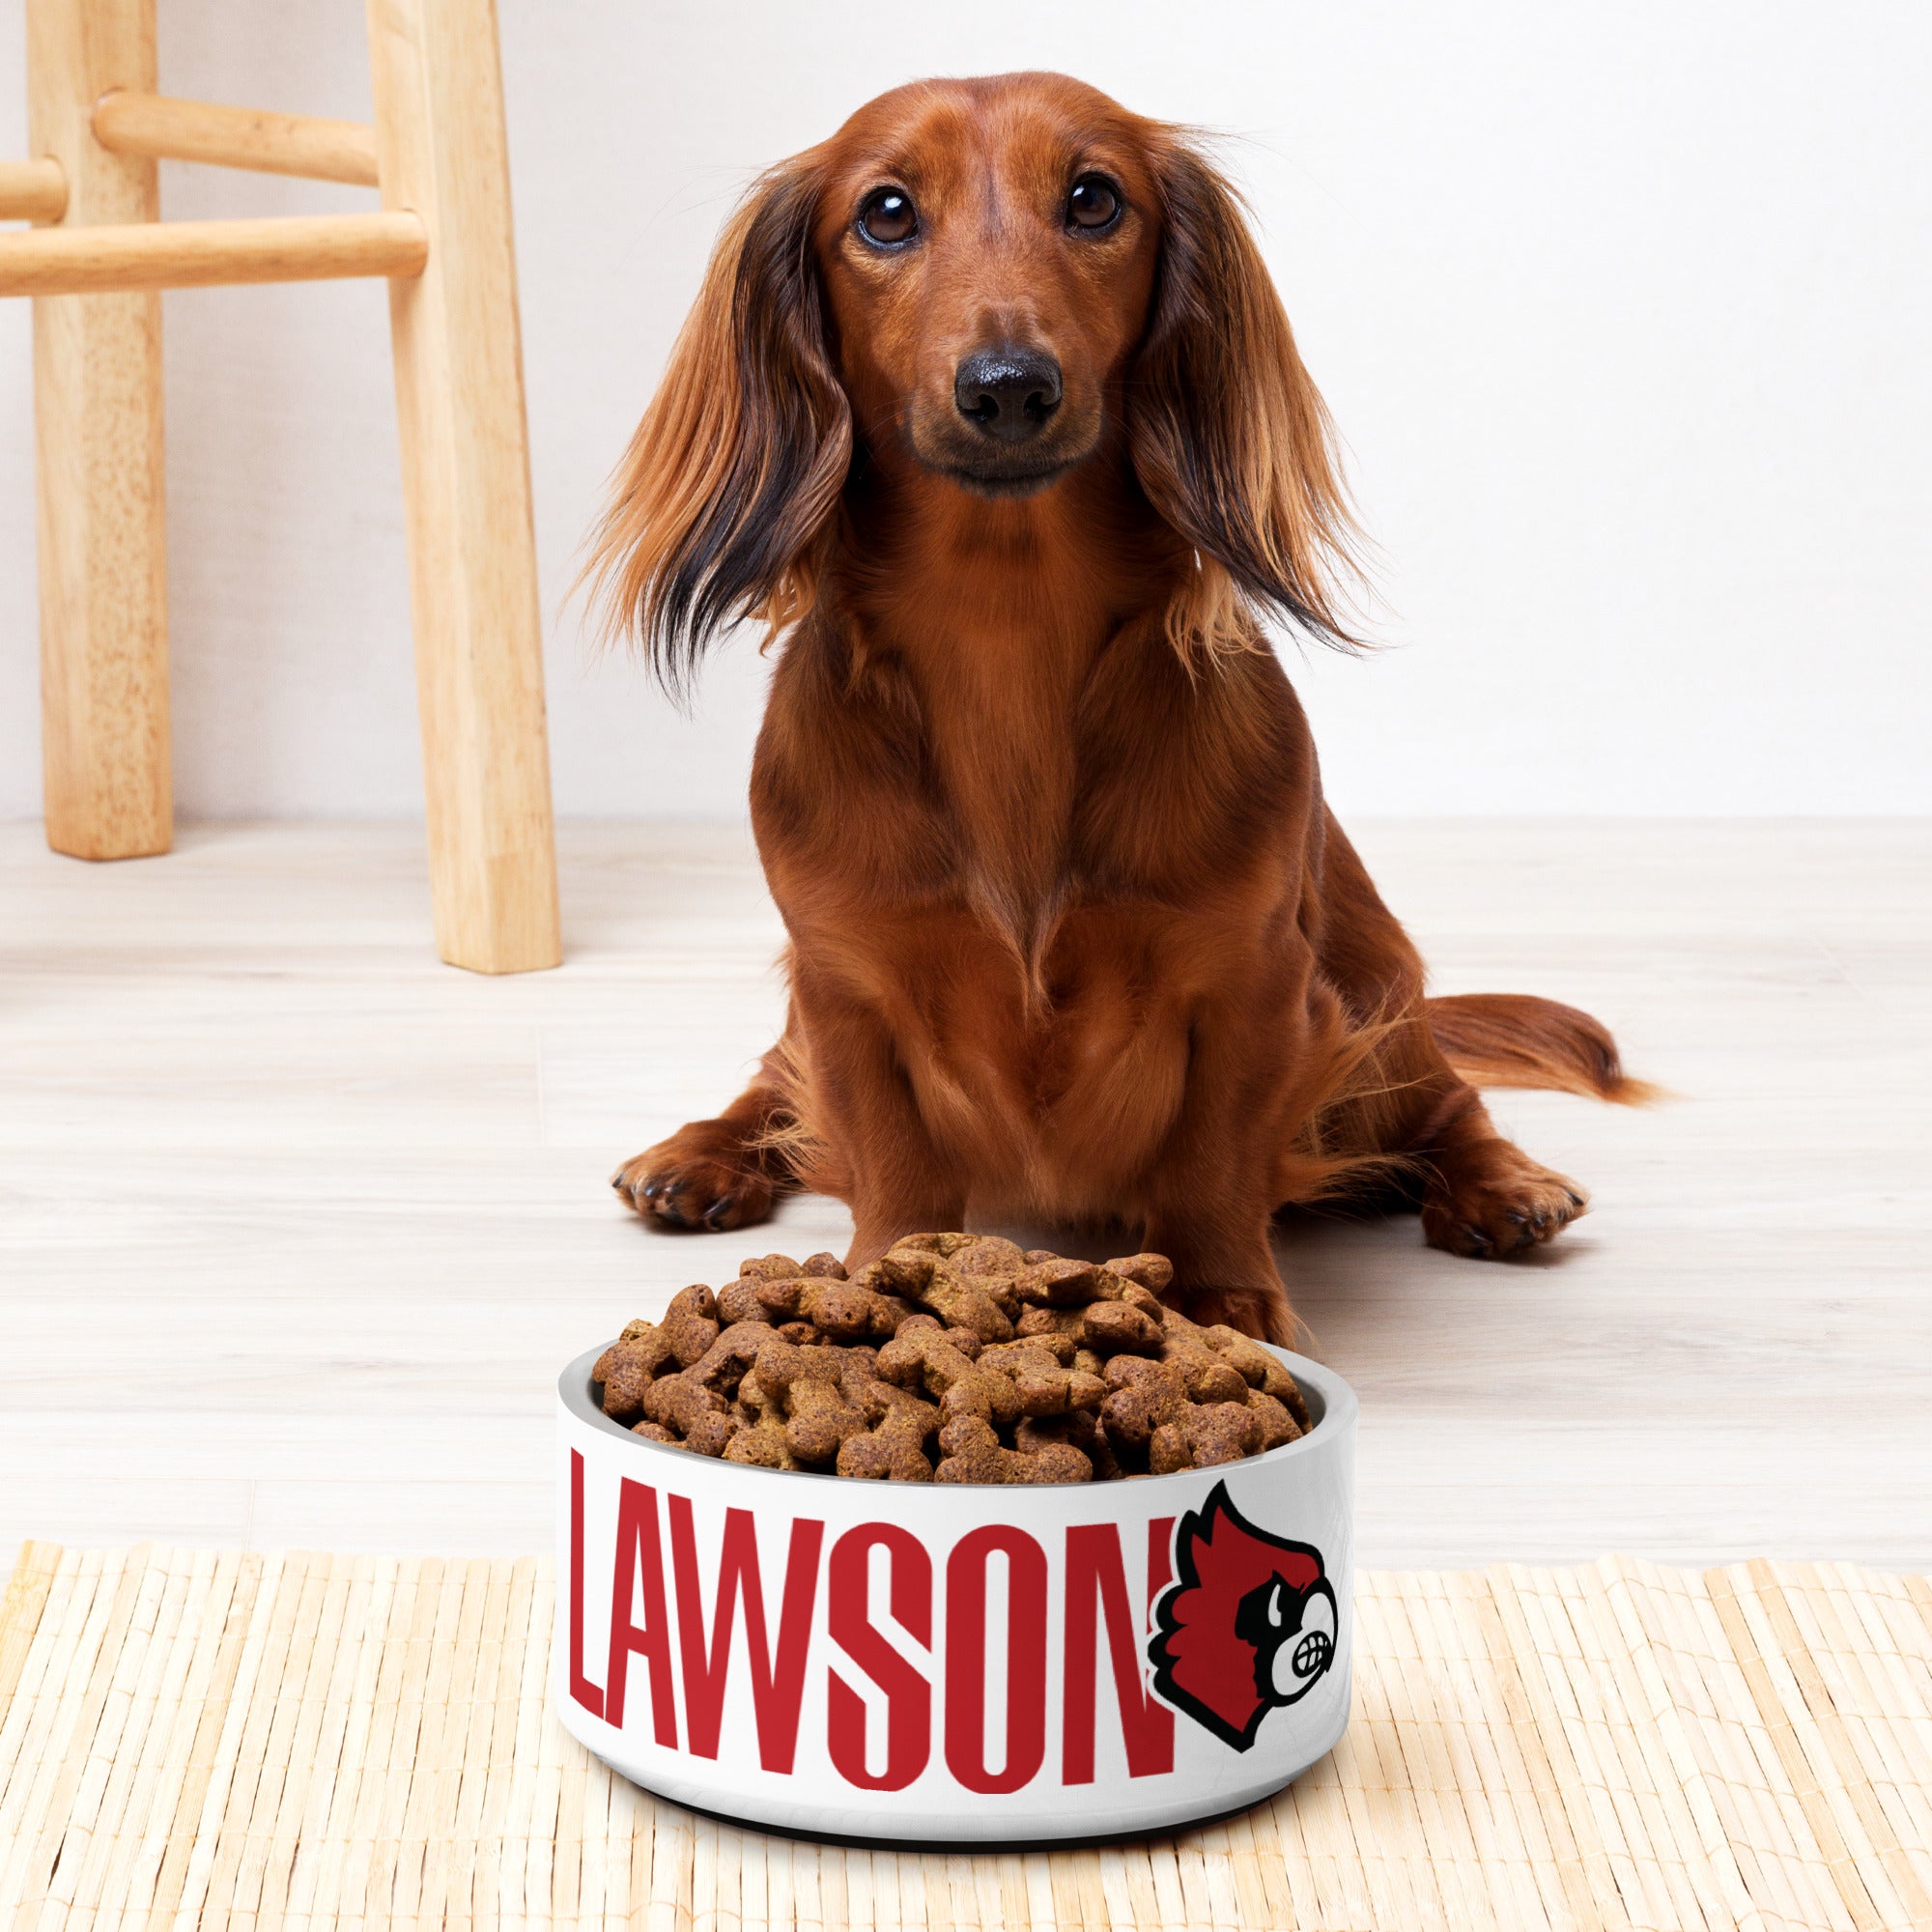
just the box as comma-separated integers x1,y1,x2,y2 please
91,90,380,187
0,156,65,221
0,210,426,296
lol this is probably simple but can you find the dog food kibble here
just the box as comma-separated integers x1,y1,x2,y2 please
589,1235,1312,1483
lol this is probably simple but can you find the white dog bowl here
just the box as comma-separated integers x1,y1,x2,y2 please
554,1340,1355,1844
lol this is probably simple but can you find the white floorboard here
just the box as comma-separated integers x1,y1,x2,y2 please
2,817,1926,1570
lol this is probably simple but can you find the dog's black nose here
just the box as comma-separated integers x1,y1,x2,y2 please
953,346,1062,442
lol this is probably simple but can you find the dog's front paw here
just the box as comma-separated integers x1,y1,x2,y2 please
1421,1139,1587,1259
611,1126,775,1232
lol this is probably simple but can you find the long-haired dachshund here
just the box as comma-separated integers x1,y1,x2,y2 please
591,71,1648,1342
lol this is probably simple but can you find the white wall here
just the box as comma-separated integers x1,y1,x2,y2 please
1,1,1925,820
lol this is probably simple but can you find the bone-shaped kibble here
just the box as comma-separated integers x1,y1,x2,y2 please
972,1340,1106,1418
984,1330,1075,1367
684,1321,780,1395
1013,1258,1126,1306
916,1239,1024,1318
660,1284,722,1367
734,1366,778,1420
1150,1400,1264,1472
1015,1282,1161,1349
1201,1324,1312,1427
888,1232,979,1259
947,1235,1026,1278
723,1413,799,1470
1079,1302,1164,1356
935,1415,1093,1484
594,1328,675,1420
1246,1388,1302,1450
753,1275,901,1342
1156,1310,1258,1405
1015,1408,1121,1480
738,1253,803,1280
834,1347,884,1411
753,1337,869,1465
639,1373,738,1457
587,1237,1308,1482
1014,1305,1083,1342
891,1313,983,1356
1104,1253,1175,1294
750,1336,848,1396
848,1371,934,1427
715,1276,770,1325
1097,1356,1190,1448
1179,1356,1252,1405
837,1399,937,1481
876,1327,1023,1428
866,1251,1014,1342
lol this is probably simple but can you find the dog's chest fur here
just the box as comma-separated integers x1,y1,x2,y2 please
754,596,1319,1207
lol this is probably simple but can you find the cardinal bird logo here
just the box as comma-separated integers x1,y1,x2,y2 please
1147,1483,1338,1751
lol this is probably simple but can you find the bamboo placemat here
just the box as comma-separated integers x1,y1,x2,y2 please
2,1545,1929,1930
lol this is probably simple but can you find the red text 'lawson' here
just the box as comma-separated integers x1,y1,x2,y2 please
568,1451,1174,1791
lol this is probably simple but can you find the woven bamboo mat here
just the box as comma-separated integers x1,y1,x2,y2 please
3,1547,1930,1931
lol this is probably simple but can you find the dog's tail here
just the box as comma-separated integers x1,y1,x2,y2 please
1424,993,1661,1105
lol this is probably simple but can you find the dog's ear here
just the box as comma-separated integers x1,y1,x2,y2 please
586,156,851,696
1130,138,1362,655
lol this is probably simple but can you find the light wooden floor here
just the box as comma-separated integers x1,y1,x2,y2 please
2,819,1926,1573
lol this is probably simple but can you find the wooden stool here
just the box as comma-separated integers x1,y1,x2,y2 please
1,0,561,974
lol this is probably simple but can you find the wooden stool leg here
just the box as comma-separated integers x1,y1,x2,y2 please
365,0,561,973
29,0,170,861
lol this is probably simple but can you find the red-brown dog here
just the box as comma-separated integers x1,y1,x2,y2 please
591,72,1648,1342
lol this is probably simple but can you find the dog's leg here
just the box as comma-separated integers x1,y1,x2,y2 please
1136,1006,1300,1344
1308,812,1592,1260
785,972,965,1272
1409,1083,1588,1259
611,1039,798,1232
1320,1032,1590,1260
1142,1209,1294,1346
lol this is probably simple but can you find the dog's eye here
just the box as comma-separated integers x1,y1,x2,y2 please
857,187,918,246
1066,174,1122,232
